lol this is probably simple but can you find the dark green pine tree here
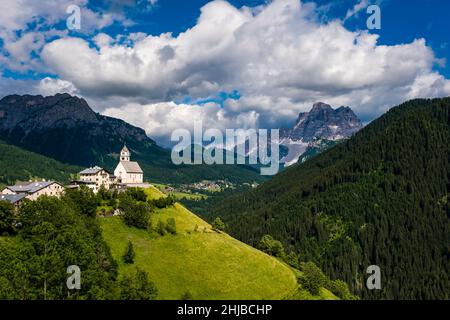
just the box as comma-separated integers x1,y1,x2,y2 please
123,241,136,264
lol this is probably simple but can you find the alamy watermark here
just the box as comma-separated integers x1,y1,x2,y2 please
366,5,381,30
171,121,280,176
66,5,81,31
67,265,81,290
366,265,381,290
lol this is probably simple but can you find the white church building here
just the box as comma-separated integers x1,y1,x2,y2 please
114,145,144,185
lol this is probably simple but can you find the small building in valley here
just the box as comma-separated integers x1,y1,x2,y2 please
114,146,144,185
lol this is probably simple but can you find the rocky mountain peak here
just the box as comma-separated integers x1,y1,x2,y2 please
284,103,363,142
311,102,333,112
280,102,363,165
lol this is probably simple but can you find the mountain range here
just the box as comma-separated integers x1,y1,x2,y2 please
0,94,363,182
0,94,264,184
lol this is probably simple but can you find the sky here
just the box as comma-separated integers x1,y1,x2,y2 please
0,0,449,146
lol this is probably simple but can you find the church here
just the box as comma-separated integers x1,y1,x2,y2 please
114,145,144,185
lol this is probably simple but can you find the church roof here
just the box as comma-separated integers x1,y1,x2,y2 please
120,161,143,174
121,145,130,153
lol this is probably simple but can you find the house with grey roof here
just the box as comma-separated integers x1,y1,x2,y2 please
114,145,144,185
0,193,27,205
1,181,64,201
79,166,115,192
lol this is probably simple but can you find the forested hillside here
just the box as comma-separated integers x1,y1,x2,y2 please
212,98,450,299
0,140,80,185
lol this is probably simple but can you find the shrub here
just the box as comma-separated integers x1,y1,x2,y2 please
150,195,176,209
298,262,327,296
120,196,151,230
284,251,300,268
147,218,153,231
156,220,166,236
329,279,357,300
123,241,135,264
166,218,177,234
126,188,147,202
211,217,226,232
259,235,285,258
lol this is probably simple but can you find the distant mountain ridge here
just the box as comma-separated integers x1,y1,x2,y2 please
0,94,264,184
280,102,363,165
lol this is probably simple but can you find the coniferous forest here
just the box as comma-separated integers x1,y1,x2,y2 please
211,98,450,299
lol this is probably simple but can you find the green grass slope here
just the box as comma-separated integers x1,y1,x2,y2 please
0,139,81,185
100,187,299,300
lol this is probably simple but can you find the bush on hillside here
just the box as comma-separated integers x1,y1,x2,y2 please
150,195,176,209
123,241,135,264
119,196,151,230
125,188,147,202
212,217,226,232
156,220,166,236
259,235,285,258
329,279,357,300
166,218,177,235
298,262,327,296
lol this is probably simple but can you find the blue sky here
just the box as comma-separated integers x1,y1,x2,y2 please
0,0,449,144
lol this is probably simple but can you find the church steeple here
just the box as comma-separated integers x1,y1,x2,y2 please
120,145,130,162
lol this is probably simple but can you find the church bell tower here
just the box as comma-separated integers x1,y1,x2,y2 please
120,145,130,162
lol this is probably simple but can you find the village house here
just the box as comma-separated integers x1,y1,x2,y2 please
1,181,65,202
77,166,116,192
114,146,144,185
0,193,27,207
